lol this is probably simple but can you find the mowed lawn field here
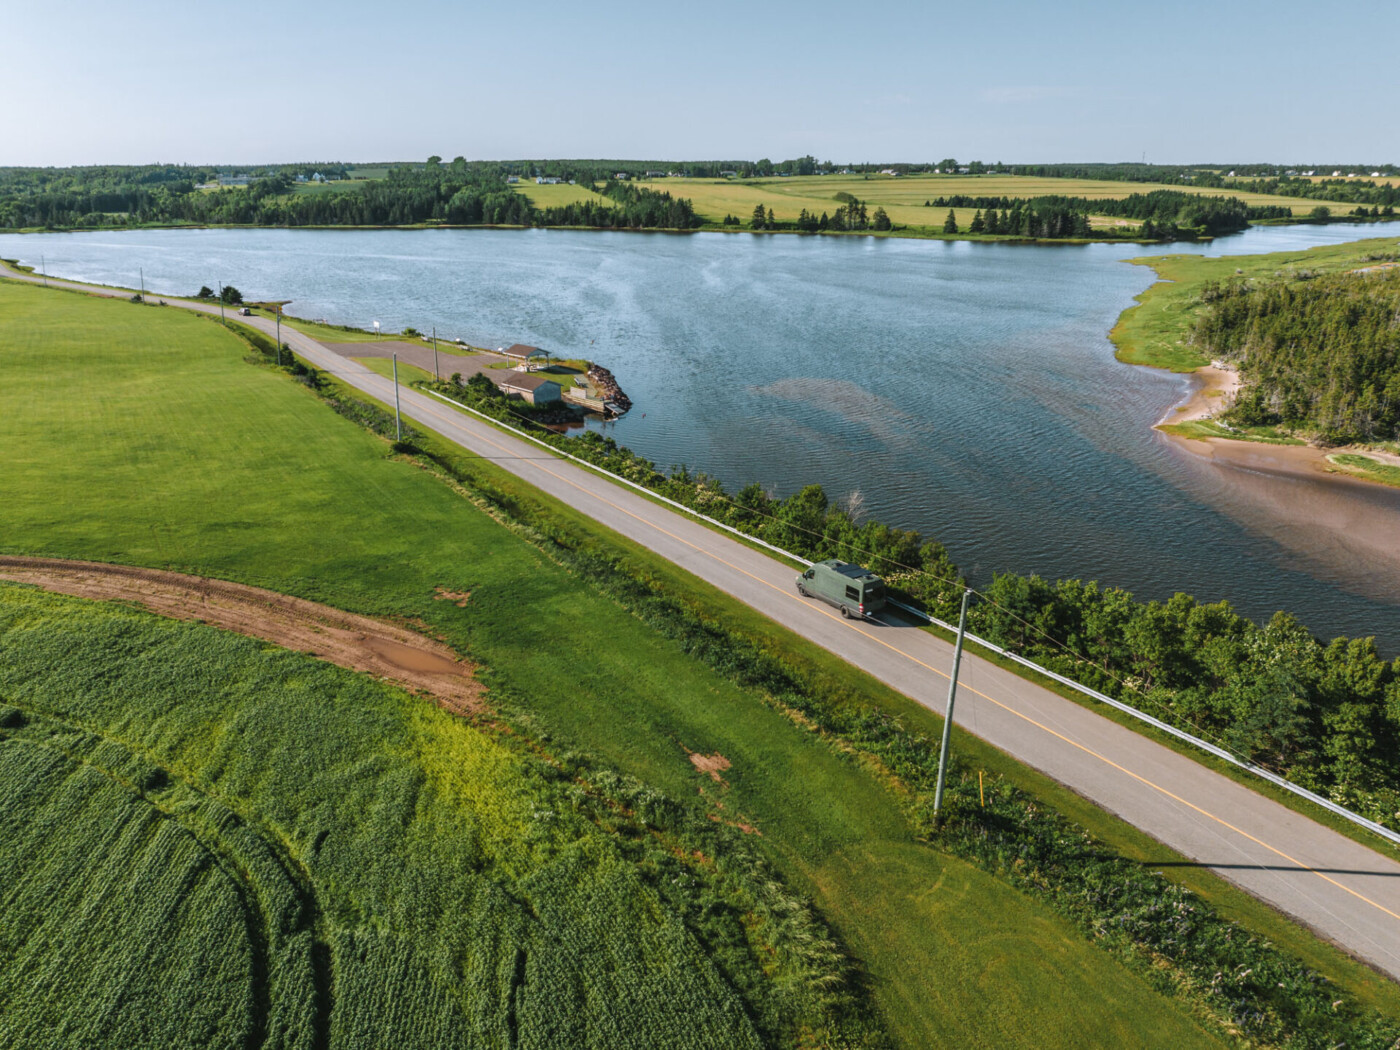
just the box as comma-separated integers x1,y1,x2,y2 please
0,280,1228,1048
622,173,1331,227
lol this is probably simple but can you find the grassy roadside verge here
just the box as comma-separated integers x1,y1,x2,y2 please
404,374,1400,871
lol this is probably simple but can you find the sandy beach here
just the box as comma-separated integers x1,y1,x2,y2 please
1158,364,1400,485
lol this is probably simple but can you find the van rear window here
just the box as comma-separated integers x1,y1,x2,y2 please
845,585,860,601
865,584,885,602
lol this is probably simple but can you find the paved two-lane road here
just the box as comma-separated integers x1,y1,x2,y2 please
8,265,1400,981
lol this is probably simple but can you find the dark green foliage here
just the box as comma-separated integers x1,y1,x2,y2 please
1193,269,1400,443
942,210,958,234
967,576,1400,829
536,180,703,230
0,162,702,232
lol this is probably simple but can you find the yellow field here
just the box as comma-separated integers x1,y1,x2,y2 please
624,173,1329,225
513,181,611,208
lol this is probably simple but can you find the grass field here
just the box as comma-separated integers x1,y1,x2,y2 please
623,174,1332,228
1329,452,1400,487
516,181,613,209
356,355,437,385
0,279,1242,1048
1110,235,1400,371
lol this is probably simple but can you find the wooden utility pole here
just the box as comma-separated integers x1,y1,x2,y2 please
933,588,972,821
431,326,439,381
276,306,282,366
392,353,402,442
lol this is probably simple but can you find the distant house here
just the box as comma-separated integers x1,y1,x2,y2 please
535,176,562,184
499,343,552,368
644,170,666,178
614,172,631,180
497,372,561,406
719,170,738,178
506,175,520,184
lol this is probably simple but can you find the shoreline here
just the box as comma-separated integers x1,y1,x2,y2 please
1155,366,1400,489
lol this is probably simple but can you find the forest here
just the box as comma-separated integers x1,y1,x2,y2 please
1192,267,1400,443
927,190,1290,238
0,161,699,231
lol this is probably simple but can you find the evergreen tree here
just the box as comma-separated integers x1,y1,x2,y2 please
942,209,958,234
969,210,985,234
751,203,767,230
872,207,892,231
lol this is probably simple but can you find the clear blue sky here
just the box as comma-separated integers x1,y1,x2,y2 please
8,0,1397,166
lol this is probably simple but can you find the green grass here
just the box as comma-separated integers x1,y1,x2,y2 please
515,181,613,209
1328,453,1400,488
1159,419,1306,444
0,588,775,1049
355,355,436,385
0,278,1234,1048
1111,235,1400,371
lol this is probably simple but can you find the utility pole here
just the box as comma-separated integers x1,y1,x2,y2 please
219,280,225,322
40,255,48,287
139,267,145,301
932,588,972,822
392,353,402,442
276,306,282,367
431,326,439,382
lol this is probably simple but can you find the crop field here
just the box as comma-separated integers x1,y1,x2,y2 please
0,278,1238,1047
629,173,1329,225
0,587,772,1049
516,181,612,209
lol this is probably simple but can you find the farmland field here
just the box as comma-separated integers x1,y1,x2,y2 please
625,173,1333,226
517,181,613,209
0,586,770,1049
0,278,1236,1047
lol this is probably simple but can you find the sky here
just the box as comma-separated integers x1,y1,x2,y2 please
7,0,1398,167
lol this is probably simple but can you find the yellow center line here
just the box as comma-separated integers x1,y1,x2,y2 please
407,401,1400,927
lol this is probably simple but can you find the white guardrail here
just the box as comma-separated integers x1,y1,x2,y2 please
424,389,1400,849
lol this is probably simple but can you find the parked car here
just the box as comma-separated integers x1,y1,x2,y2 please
795,560,886,619
238,307,251,316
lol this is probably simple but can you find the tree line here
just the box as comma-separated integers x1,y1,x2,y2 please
1194,267,1400,443
0,159,703,231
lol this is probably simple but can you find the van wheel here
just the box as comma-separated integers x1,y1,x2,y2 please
797,583,808,597
840,605,851,618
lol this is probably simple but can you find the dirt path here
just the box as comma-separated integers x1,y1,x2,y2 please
0,557,482,715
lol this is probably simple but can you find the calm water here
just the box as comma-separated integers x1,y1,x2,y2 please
5,223,1400,649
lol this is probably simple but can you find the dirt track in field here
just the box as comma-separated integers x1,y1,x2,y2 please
0,557,482,715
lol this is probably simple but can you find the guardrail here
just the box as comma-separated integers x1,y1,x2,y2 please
423,388,1400,849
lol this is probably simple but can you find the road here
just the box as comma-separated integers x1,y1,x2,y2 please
8,265,1400,982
